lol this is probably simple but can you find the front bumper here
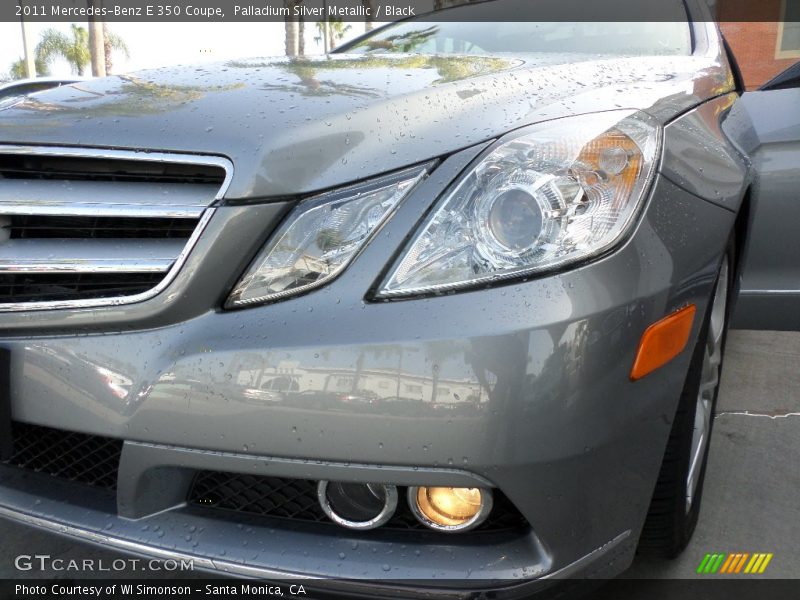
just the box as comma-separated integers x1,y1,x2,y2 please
0,152,735,592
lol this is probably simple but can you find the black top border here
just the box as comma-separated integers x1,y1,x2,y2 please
4,0,799,23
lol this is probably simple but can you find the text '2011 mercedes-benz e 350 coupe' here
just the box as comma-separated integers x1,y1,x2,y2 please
1,0,798,596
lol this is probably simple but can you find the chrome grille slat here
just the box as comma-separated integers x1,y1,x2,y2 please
0,179,215,218
0,146,232,311
0,239,183,273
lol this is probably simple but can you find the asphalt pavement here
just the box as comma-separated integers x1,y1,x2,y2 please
1,330,797,586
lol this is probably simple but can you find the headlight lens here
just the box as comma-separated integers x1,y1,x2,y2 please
227,165,427,307
378,111,659,297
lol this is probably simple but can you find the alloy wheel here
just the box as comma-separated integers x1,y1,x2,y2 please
686,256,729,513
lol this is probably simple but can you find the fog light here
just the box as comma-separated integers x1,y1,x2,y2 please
409,486,493,532
317,481,398,530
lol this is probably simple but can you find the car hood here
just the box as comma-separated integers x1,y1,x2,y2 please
0,53,731,198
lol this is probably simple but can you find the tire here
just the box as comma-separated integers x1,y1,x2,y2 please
638,238,734,558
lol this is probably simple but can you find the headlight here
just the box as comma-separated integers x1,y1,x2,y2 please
378,111,659,297
227,165,428,307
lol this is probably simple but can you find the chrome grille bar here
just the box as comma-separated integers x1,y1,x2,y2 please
0,180,216,218
0,239,183,273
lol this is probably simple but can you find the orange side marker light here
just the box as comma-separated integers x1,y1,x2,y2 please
630,304,696,381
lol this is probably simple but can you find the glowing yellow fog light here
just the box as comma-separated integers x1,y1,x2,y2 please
409,486,493,532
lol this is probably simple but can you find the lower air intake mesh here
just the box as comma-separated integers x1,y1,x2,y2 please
1,422,122,490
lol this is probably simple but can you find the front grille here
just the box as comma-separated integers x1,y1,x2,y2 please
1,422,122,490
0,147,229,309
188,471,529,533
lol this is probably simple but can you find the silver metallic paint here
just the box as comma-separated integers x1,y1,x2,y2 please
0,8,762,590
0,21,730,201
5,173,737,577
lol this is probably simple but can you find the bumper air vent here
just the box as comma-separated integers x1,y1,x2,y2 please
1,421,122,491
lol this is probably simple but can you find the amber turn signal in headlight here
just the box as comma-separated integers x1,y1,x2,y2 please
408,486,493,532
630,304,696,381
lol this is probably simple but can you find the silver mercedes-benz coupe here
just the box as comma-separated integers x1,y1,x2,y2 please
0,0,798,596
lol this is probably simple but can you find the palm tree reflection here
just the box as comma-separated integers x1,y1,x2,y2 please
226,54,514,99
10,75,244,116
